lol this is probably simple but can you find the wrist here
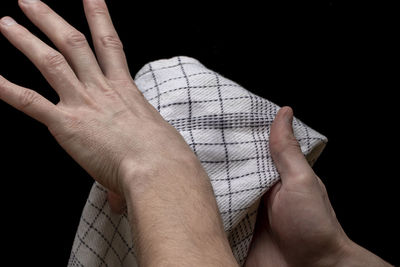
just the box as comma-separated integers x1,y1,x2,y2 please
334,238,393,267
118,152,201,197
118,154,238,266
305,234,392,267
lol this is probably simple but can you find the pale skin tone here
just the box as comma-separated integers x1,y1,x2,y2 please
244,107,393,267
0,0,394,266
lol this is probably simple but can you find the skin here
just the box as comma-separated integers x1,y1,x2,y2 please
0,0,237,266
0,0,394,266
244,107,393,267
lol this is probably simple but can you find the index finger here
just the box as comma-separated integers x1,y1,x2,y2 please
0,75,63,126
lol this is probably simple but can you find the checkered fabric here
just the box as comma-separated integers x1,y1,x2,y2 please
68,56,327,266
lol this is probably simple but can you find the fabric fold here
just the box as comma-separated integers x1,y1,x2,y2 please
68,56,327,267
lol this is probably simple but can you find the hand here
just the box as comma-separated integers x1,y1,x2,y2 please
244,107,393,267
0,2,240,265
0,0,197,202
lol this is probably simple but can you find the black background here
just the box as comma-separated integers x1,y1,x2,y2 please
0,0,398,265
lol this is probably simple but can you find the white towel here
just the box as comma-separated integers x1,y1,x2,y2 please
68,56,327,266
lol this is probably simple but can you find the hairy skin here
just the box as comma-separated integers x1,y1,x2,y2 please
0,1,394,266
244,107,393,267
0,0,237,266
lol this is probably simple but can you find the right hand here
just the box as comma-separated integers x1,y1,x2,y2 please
245,106,350,267
245,107,393,267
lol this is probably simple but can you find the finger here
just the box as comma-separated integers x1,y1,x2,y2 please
263,181,282,209
83,0,130,80
0,17,82,102
107,191,125,214
245,197,287,267
18,0,104,82
269,106,314,182
0,75,62,126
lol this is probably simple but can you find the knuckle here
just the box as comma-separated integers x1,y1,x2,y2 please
269,138,283,154
270,136,296,155
0,76,7,88
42,52,66,71
64,31,87,49
64,114,83,130
49,113,82,142
18,89,39,109
89,5,107,17
293,172,314,186
102,88,119,99
317,177,328,193
13,26,31,40
100,35,123,50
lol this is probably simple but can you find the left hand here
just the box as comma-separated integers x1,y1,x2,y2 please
0,0,199,210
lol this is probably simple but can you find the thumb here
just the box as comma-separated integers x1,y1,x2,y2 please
107,191,126,214
269,107,314,182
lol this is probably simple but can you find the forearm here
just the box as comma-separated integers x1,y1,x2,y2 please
121,155,239,267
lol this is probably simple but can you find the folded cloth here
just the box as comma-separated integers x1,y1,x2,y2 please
68,56,327,267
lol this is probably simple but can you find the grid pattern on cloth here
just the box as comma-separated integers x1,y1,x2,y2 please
68,56,327,267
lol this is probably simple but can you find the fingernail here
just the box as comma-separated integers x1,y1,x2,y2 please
1,17,16,26
21,0,39,3
282,106,293,122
